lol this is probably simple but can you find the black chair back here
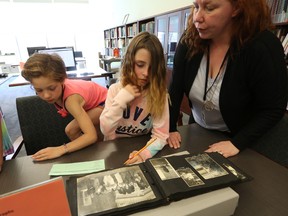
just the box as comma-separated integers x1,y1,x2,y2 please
16,96,73,155
252,113,288,168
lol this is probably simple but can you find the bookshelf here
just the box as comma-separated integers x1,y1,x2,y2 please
103,7,190,60
268,0,288,63
104,17,155,58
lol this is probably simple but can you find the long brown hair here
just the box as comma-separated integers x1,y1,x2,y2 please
121,31,167,119
183,0,274,58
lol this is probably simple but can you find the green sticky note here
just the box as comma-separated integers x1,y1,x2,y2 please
49,160,105,176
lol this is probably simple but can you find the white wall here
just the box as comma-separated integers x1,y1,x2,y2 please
0,0,192,69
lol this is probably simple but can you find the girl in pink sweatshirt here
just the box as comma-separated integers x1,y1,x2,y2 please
100,31,179,165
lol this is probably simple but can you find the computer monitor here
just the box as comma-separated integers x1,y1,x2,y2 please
27,46,46,56
36,47,77,71
74,51,83,58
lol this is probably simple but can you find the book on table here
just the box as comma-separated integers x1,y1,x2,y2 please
66,152,251,216
0,177,71,216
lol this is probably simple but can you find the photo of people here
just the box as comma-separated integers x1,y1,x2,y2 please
149,158,180,181
185,154,228,180
176,167,205,187
76,166,155,216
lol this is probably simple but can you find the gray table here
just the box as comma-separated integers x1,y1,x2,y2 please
1,124,288,216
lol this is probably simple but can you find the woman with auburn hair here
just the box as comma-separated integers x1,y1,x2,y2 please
168,0,287,158
100,31,178,165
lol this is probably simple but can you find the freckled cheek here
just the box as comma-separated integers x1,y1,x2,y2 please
134,69,143,79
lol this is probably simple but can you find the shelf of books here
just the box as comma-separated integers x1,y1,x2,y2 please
103,6,192,60
267,0,288,23
138,18,155,34
268,0,288,63
104,27,118,57
104,18,155,57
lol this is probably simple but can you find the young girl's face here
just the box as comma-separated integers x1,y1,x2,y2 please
31,76,63,104
134,48,151,88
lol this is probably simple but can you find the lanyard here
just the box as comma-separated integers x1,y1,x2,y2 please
203,46,229,101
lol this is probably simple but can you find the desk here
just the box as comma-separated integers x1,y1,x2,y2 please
8,67,115,87
1,124,288,215
99,57,122,72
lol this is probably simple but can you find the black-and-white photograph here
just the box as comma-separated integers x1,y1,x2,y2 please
76,166,156,216
177,167,205,187
185,153,228,179
222,163,247,180
149,158,180,181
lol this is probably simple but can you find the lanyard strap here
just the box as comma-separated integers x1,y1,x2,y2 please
203,47,229,101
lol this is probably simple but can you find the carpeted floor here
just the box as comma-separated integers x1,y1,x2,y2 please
0,75,107,158
1,75,35,157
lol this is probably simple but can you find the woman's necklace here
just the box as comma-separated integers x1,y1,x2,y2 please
203,46,229,111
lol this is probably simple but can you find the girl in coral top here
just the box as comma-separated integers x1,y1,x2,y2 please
100,32,179,165
22,53,107,161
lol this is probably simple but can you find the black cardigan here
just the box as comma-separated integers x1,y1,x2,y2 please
169,30,288,150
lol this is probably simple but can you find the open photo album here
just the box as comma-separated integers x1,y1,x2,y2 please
66,152,251,216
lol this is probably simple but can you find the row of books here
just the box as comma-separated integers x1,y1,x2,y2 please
117,26,126,38
105,27,128,40
139,21,155,34
282,33,288,56
267,0,288,23
105,20,154,41
105,38,130,49
274,27,288,42
127,23,137,37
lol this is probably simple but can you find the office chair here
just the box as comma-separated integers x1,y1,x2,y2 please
252,113,288,168
16,95,73,155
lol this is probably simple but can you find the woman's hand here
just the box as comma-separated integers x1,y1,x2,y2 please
31,146,65,161
124,84,141,98
167,132,181,149
205,141,240,158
